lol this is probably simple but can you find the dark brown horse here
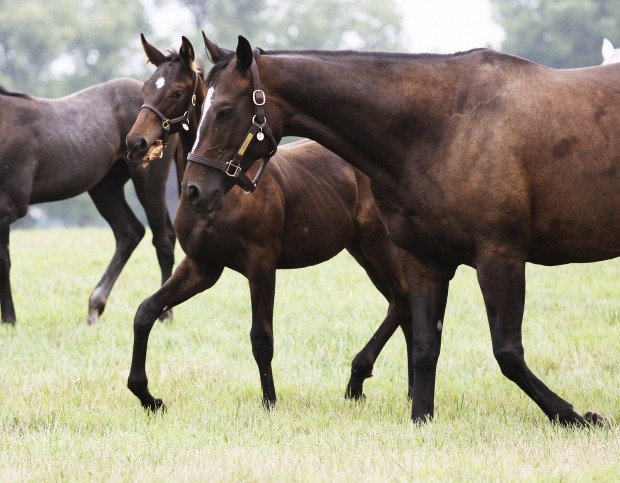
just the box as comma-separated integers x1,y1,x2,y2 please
0,78,177,325
125,36,413,410
180,34,620,426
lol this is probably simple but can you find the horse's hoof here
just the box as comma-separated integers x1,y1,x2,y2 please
344,385,366,401
145,398,167,414
262,399,276,411
86,303,104,325
1,317,16,326
584,411,612,427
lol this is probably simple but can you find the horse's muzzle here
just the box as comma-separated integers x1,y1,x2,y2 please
125,135,149,162
182,182,223,214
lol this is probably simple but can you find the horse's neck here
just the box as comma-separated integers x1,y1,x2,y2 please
263,53,460,179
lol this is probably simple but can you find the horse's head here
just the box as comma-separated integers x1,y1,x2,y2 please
126,34,201,164
182,33,281,213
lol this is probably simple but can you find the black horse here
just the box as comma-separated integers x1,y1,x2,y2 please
182,35,620,426
0,78,177,325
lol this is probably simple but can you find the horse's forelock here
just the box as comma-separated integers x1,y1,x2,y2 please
205,52,235,87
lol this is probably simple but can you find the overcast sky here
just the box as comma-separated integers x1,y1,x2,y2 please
395,0,505,53
148,0,506,54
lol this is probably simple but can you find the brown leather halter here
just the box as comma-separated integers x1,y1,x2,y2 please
186,50,278,193
141,70,200,150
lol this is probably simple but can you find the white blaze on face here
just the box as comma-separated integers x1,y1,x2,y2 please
155,76,165,89
192,86,216,151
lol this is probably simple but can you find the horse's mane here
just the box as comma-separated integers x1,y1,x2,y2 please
205,47,496,86
148,49,201,74
260,47,487,61
0,84,32,99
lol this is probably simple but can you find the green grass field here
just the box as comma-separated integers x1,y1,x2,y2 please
1,228,619,481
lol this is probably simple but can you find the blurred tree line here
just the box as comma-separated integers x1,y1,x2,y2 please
1,0,404,228
490,0,620,68
3,0,620,227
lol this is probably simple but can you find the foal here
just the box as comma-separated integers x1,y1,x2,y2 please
125,36,413,410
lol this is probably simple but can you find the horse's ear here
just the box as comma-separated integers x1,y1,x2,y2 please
141,33,167,66
602,38,615,62
235,35,254,72
202,31,229,64
180,36,195,65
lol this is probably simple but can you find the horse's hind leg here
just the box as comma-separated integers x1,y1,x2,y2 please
476,252,607,426
129,160,176,320
344,242,413,399
86,162,145,325
247,266,277,408
128,257,222,411
0,226,16,324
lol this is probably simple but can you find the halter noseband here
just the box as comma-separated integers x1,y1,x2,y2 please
186,49,278,193
140,70,200,151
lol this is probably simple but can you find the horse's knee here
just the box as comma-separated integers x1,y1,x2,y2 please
250,331,274,362
493,344,525,380
0,255,9,275
411,336,441,368
133,298,161,333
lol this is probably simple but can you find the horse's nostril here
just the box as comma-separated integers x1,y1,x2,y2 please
134,138,147,152
185,183,201,202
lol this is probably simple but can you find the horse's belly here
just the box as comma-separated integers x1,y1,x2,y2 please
278,214,356,268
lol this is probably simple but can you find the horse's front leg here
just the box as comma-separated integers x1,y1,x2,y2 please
128,256,222,412
406,258,452,423
247,266,277,409
0,225,16,324
129,159,176,321
476,251,607,426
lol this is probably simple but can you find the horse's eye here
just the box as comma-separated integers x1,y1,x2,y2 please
172,90,183,99
217,107,234,120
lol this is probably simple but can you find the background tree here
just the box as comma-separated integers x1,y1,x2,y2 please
491,0,620,68
0,0,151,98
157,0,404,52
3,0,403,228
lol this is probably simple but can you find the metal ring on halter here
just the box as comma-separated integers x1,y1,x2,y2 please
251,115,266,126
253,89,266,105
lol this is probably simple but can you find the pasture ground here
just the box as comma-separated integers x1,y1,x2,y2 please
1,228,619,481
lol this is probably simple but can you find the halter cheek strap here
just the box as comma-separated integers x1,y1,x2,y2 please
186,50,278,193
140,70,200,150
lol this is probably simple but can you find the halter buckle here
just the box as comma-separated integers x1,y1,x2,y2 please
162,119,171,130
253,89,266,106
225,160,242,178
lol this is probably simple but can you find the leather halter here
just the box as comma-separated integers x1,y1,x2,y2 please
186,50,278,193
140,70,200,149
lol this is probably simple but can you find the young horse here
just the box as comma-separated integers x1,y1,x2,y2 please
182,34,620,426
125,36,413,410
0,78,177,325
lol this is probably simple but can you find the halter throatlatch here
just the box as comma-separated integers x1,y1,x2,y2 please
140,70,200,153
186,49,278,193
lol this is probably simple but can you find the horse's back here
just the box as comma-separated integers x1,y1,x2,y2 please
2,78,144,203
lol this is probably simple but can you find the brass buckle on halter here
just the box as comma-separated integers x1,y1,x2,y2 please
225,160,242,178
162,119,171,130
253,89,266,106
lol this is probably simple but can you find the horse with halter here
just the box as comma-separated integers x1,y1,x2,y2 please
0,78,177,325
182,34,620,426
125,35,415,411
